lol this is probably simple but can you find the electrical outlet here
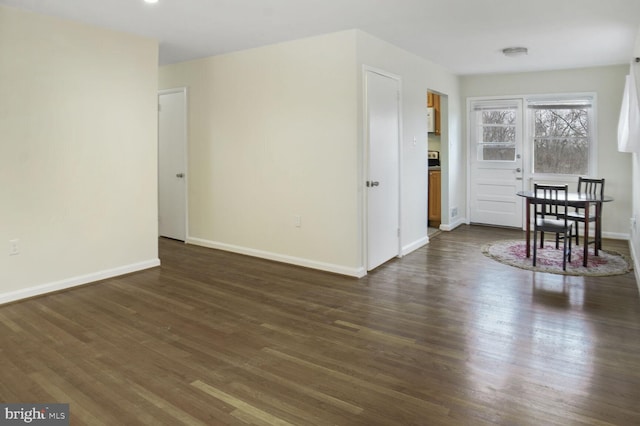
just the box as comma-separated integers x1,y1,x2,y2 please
294,215,301,228
451,207,458,218
9,239,19,256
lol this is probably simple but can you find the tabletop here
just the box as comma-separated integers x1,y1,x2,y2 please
516,190,614,203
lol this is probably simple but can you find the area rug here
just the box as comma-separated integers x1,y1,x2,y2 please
481,239,633,276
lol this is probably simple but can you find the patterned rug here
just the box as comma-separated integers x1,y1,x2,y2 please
482,239,633,276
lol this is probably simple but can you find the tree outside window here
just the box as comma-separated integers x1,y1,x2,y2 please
529,98,593,175
471,102,519,162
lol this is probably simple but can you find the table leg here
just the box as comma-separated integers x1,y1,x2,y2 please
525,198,531,258
583,201,589,267
594,202,601,255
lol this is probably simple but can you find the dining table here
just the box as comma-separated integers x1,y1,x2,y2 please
516,190,614,267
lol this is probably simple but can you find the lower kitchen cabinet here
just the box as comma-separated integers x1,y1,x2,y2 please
428,169,441,227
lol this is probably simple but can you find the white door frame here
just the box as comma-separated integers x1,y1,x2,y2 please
466,96,524,228
362,66,403,272
158,87,189,241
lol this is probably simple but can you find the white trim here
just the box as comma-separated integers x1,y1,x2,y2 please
440,217,467,231
602,231,630,240
630,238,640,296
188,237,366,278
362,65,403,272
158,87,189,241
0,259,160,306
402,236,429,256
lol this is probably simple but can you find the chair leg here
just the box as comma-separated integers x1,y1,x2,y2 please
562,237,567,271
568,226,572,263
540,231,544,248
574,220,580,245
533,230,538,266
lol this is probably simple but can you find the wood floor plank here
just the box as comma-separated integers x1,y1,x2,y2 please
1,225,639,425
191,380,295,426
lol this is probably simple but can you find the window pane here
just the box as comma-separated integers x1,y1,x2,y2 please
533,138,588,174
482,110,516,125
482,125,516,143
532,106,590,174
471,102,520,163
482,146,516,161
477,109,516,161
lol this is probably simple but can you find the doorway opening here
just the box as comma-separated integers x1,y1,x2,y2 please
427,90,443,236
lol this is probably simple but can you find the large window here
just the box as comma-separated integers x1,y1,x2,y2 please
528,96,595,175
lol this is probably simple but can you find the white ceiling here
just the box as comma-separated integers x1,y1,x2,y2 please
2,0,640,75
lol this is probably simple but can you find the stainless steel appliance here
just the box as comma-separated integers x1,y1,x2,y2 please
428,150,440,167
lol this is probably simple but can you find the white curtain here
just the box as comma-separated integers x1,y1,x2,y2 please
618,62,640,152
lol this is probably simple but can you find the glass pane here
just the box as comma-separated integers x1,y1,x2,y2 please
482,110,516,125
473,106,518,162
532,106,589,174
533,138,588,174
534,108,589,137
482,125,516,143
482,146,516,161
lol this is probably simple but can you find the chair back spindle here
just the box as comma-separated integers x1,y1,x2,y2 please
571,177,605,249
532,183,572,270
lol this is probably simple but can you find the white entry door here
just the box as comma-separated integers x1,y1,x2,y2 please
365,69,400,270
158,89,187,241
469,99,523,228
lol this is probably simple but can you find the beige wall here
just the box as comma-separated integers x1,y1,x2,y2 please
159,30,464,275
160,31,361,275
354,31,464,249
0,6,160,303
461,65,632,239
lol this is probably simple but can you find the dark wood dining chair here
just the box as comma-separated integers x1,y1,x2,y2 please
533,183,573,271
566,177,605,249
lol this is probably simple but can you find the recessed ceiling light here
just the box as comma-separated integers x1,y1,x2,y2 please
502,47,528,57
144,0,159,4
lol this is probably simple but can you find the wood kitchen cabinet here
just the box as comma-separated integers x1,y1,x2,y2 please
428,169,441,227
427,92,441,135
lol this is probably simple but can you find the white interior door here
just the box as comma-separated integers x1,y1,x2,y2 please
366,69,400,270
469,99,523,228
158,89,187,241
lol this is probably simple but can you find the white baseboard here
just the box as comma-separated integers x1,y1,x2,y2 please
402,236,429,256
601,231,631,240
0,259,161,306
439,217,466,232
187,237,366,278
629,239,640,296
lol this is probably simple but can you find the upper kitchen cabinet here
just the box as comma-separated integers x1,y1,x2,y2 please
427,92,441,135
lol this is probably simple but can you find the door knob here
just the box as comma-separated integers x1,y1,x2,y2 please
515,168,521,173
176,173,184,178
366,181,380,187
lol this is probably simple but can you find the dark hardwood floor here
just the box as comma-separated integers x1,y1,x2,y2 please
1,225,640,425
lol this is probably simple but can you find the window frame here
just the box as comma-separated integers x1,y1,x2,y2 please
525,93,598,179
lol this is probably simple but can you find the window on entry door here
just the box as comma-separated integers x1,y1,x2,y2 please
471,100,519,162
527,95,596,175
